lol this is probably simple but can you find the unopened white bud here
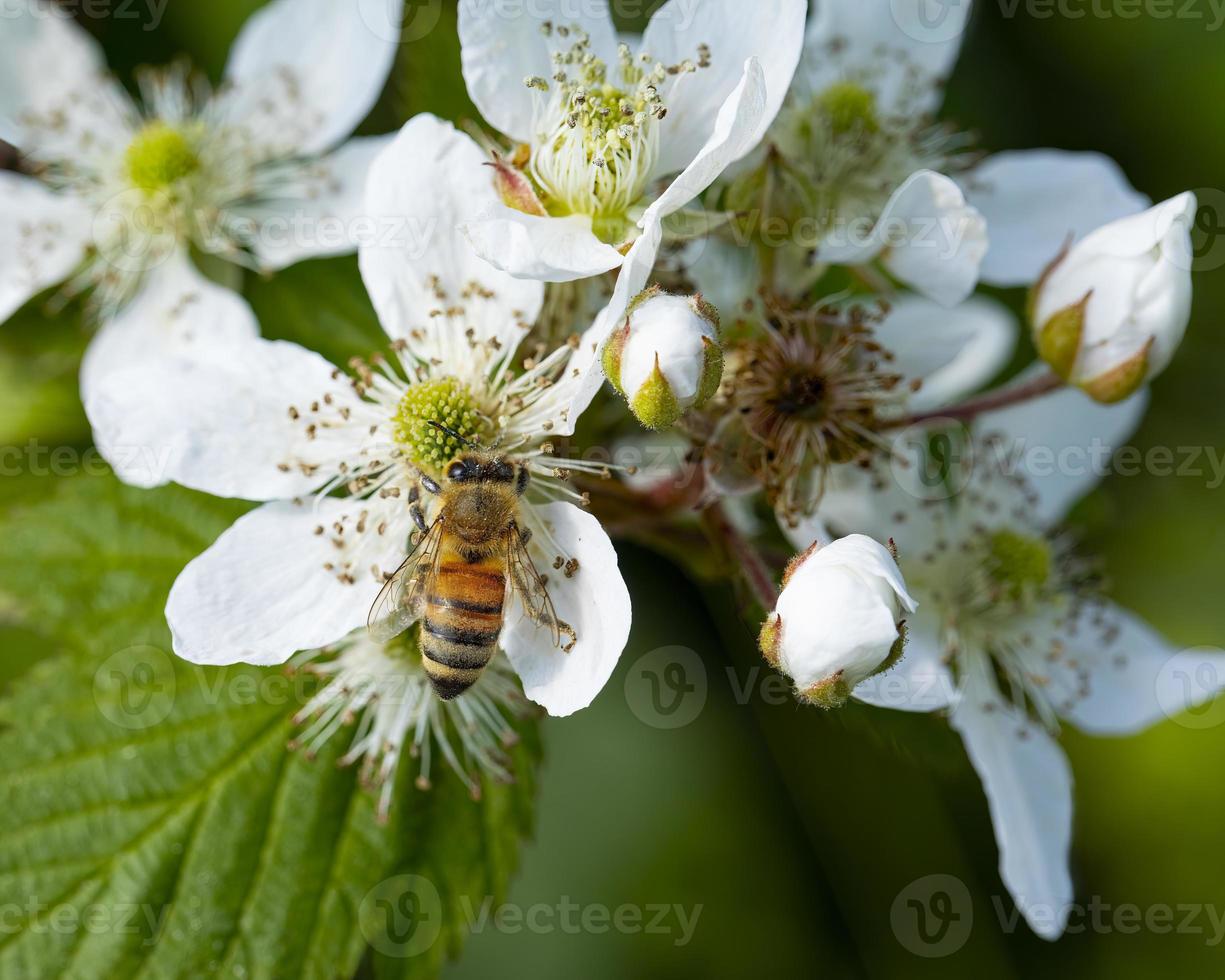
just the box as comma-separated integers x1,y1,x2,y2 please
602,287,723,430
759,535,916,709
1032,192,1196,404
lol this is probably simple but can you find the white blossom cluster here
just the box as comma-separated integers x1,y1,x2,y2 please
2,0,1220,942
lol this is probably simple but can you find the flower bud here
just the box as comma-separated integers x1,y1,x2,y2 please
602,287,723,430
1032,192,1196,403
758,535,916,709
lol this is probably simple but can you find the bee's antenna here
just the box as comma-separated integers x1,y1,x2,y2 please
427,420,484,451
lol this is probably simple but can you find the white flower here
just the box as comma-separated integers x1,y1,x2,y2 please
1032,193,1196,403
711,0,987,305
699,0,1163,305
86,114,633,718
0,0,404,398
292,632,532,820
760,534,915,707
455,0,807,283
790,384,1225,939
601,287,723,429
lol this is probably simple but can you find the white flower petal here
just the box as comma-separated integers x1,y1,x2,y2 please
80,250,259,411
646,57,769,223
1072,190,1195,258
360,114,544,357
503,502,631,717
976,374,1149,529
0,0,132,154
950,655,1074,941
817,533,917,613
873,294,1017,411
461,206,626,283
237,135,394,272
223,0,404,155
966,150,1150,287
777,560,900,690
87,335,367,498
640,0,806,175
458,0,619,143
802,0,973,115
167,497,409,667
1017,602,1225,737
884,172,988,306
853,607,956,712
0,172,93,323
818,171,988,306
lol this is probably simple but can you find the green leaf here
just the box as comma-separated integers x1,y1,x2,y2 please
0,295,91,449
0,475,249,656
0,651,541,980
0,474,542,979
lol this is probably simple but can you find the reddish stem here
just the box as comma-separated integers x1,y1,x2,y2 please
888,372,1065,429
701,501,780,612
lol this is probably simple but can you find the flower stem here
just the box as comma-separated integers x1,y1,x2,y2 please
888,371,1065,429
701,501,780,612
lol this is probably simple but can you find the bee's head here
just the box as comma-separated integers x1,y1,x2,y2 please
445,454,530,495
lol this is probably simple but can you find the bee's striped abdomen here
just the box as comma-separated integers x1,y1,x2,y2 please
421,552,505,700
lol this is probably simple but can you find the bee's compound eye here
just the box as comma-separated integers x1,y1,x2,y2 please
447,461,469,482
493,461,515,482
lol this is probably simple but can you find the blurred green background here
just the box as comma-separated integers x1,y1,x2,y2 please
4,2,1224,978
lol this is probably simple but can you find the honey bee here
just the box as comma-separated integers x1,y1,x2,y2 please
369,424,577,700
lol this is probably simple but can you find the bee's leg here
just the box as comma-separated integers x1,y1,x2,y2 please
411,503,429,533
509,563,577,653
420,474,442,495
517,525,533,546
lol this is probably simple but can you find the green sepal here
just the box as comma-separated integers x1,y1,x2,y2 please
758,614,782,668
600,322,630,394
629,355,682,431
695,335,725,406
798,673,852,710
1037,291,1090,380
876,621,909,677
1081,338,1154,404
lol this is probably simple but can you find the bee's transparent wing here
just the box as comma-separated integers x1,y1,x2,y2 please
367,518,445,644
506,526,566,650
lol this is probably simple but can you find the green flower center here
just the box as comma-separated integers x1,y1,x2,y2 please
393,378,488,471
125,122,200,193
985,530,1052,601
525,28,699,242
816,82,880,138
